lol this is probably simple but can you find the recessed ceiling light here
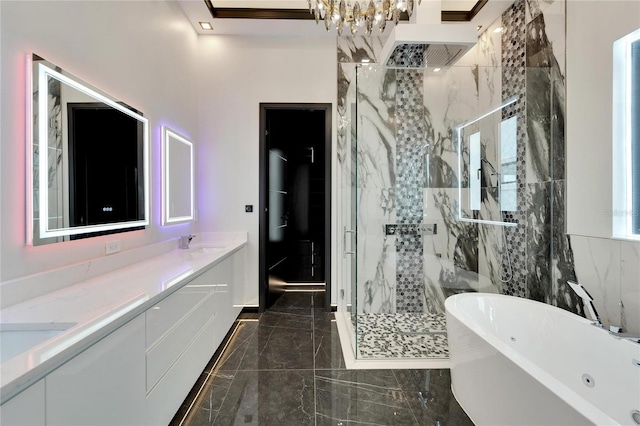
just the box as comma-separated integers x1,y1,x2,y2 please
199,22,213,30
493,27,504,33
433,68,441,73
361,58,371,63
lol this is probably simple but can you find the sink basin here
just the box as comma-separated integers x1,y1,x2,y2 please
187,246,226,255
0,322,76,364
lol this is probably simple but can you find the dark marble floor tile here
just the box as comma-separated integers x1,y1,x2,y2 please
393,369,474,426
312,291,327,309
178,372,234,426
214,322,259,372
213,370,315,426
314,325,346,370
259,310,313,330
313,310,336,333
269,292,314,310
238,326,314,370
315,370,419,426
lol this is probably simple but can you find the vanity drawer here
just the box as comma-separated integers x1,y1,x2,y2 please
145,272,215,349
146,289,218,391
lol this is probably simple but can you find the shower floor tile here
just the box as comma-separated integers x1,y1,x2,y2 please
355,313,449,359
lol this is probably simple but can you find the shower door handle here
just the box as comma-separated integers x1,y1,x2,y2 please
343,226,355,257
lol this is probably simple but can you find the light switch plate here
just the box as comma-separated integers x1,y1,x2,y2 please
105,240,121,255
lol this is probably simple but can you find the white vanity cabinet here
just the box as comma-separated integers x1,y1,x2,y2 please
0,245,245,426
0,380,45,426
45,315,147,425
146,257,237,425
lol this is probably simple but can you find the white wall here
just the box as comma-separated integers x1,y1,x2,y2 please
566,0,640,333
197,35,337,306
566,0,640,239
0,1,199,281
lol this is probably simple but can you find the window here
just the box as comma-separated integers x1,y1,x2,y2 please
613,28,640,239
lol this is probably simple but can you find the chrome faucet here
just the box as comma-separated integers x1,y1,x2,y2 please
567,281,603,327
179,234,195,249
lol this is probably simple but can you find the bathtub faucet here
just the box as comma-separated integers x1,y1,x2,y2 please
609,330,640,343
567,281,603,328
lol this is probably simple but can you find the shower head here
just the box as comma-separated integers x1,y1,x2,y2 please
380,24,478,70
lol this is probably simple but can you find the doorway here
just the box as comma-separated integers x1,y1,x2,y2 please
259,104,332,312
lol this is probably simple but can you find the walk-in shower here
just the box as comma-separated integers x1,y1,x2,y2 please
335,0,566,363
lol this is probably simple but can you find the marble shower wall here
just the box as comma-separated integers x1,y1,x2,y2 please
337,0,638,328
420,0,584,316
337,38,398,314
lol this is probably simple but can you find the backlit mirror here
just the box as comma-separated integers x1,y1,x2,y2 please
162,127,194,225
29,54,149,245
456,96,518,227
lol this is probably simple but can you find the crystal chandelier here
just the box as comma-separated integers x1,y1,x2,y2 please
308,0,422,35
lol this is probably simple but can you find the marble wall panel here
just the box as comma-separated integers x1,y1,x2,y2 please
355,66,397,189
356,187,397,313
478,222,506,293
337,37,384,64
526,0,566,76
424,66,479,189
571,235,620,327
620,241,640,335
550,180,579,313
570,236,639,335
525,181,551,302
477,18,504,112
423,187,500,314
426,189,480,267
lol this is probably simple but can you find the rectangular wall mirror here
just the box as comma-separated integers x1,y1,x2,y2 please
455,96,518,227
29,54,149,245
162,127,194,225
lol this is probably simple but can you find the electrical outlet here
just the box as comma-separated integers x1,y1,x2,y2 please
105,240,121,255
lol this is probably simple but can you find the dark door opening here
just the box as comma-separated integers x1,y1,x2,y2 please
259,104,332,312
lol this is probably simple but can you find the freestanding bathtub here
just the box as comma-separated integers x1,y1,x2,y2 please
445,293,640,426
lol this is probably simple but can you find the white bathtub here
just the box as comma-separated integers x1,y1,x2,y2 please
445,293,640,426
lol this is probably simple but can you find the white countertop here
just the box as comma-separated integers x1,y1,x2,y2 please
0,235,246,404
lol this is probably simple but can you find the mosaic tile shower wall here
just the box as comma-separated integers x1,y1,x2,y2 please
501,0,528,297
395,70,426,314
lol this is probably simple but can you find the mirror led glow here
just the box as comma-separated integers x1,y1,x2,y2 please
32,60,150,241
455,96,518,227
162,127,194,225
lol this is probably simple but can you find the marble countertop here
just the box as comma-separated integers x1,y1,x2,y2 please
0,234,246,404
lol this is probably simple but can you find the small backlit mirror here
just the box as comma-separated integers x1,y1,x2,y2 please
162,127,194,225
455,96,518,227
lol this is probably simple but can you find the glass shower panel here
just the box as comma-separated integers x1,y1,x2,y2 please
345,62,559,361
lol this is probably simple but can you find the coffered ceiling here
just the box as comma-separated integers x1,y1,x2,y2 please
177,0,514,36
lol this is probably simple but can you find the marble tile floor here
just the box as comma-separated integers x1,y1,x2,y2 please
355,313,449,359
170,292,473,426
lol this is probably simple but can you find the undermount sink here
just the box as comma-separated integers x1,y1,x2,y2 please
187,246,226,255
0,322,76,364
